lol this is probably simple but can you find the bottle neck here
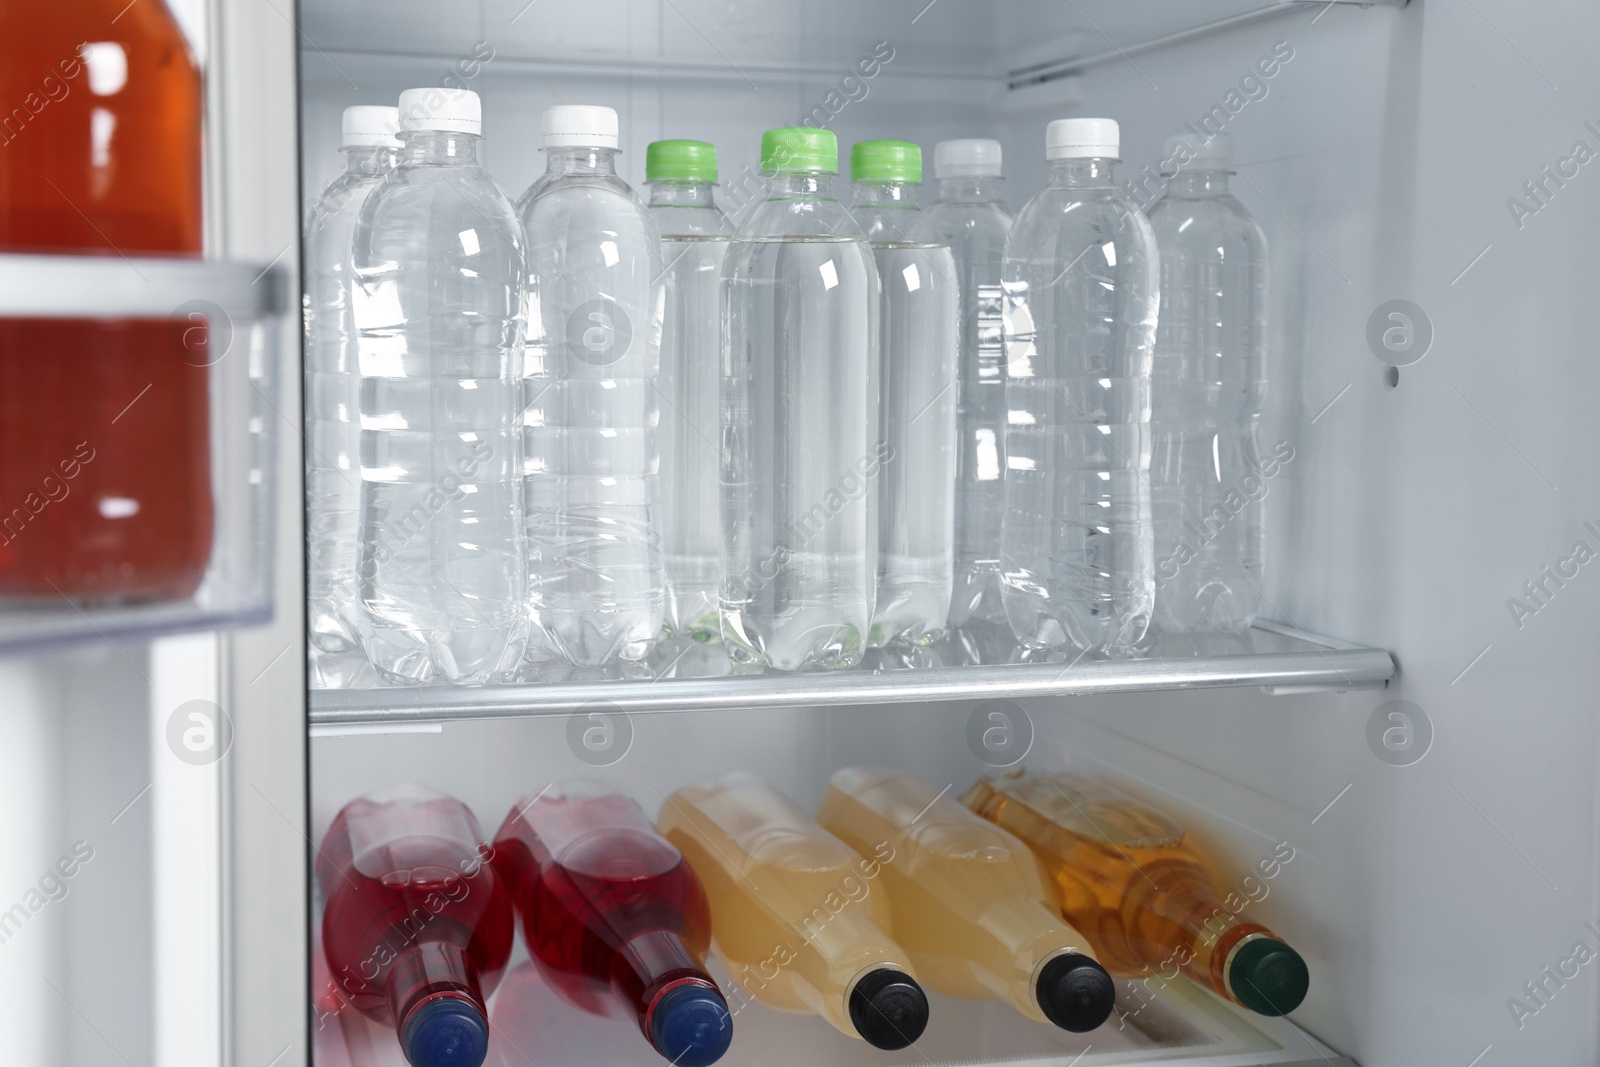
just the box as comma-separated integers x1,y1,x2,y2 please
383,941,485,1030
1164,168,1231,196
853,180,922,208
612,929,713,1025
648,180,717,207
344,145,396,178
936,175,1004,202
399,130,480,166
1047,157,1117,188
765,171,840,201
545,145,621,177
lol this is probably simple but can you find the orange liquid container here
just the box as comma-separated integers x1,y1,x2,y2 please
960,771,1309,1016
0,1,212,602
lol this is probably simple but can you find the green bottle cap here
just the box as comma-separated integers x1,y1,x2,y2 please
760,127,837,174
1228,938,1309,1017
850,140,922,183
646,139,718,183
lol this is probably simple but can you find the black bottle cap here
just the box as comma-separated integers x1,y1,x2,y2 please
1036,953,1115,1033
1228,938,1309,1017
848,968,930,1050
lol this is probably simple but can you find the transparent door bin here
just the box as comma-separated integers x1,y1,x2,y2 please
0,252,284,653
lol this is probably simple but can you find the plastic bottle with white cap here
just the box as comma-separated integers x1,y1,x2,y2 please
927,139,1014,662
1000,117,1158,657
1146,131,1268,634
518,104,665,668
306,105,401,661
351,88,529,685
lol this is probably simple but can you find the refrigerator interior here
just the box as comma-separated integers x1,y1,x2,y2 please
298,2,1600,1066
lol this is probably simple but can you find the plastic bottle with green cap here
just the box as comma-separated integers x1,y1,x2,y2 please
645,141,733,667
847,140,958,654
926,139,1014,662
518,104,665,668
720,127,880,672
1001,117,1157,657
960,770,1310,1017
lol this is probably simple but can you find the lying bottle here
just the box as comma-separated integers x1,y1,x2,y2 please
491,781,732,1067
317,785,513,1067
657,773,929,1050
816,768,1114,1032
960,770,1308,1016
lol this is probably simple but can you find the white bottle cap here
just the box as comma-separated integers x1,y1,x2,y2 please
341,105,401,148
1046,117,1120,161
933,138,1003,179
1162,131,1233,169
543,105,619,150
397,88,482,136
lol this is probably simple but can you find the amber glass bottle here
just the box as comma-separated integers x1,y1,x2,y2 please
0,0,211,602
961,771,1309,1016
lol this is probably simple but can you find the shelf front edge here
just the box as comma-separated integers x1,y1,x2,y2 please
308,647,1397,726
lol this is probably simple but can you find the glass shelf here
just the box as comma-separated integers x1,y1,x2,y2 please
308,620,1395,728
0,253,285,655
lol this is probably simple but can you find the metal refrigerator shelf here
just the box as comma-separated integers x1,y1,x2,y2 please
308,621,1395,728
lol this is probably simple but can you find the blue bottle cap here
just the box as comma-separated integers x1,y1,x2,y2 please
649,983,734,1067
400,997,490,1067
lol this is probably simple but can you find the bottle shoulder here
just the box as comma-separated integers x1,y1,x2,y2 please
852,203,946,247
1147,193,1267,253
927,200,1014,230
521,174,651,222
649,203,734,239
363,163,522,230
1008,186,1158,262
735,195,868,242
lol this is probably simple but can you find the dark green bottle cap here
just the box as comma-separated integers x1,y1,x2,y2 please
1228,938,1309,1016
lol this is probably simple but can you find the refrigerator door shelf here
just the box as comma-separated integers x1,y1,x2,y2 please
0,253,285,654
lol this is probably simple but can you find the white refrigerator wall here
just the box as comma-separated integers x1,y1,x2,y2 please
293,2,1600,1066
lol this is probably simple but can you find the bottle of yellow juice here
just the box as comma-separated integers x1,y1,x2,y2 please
815,767,1114,1032
657,773,929,1049
960,770,1308,1016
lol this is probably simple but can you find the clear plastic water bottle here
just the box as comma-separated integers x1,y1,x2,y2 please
352,88,527,684
849,140,957,650
927,139,1014,659
1147,133,1267,634
1001,118,1157,656
521,105,665,668
647,140,732,645
305,106,399,655
722,128,880,672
